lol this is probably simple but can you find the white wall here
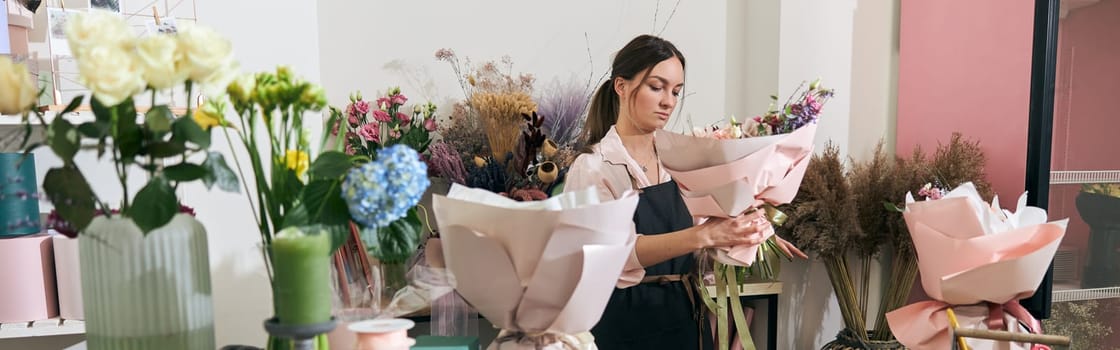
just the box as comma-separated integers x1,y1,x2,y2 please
849,0,901,162
315,0,727,133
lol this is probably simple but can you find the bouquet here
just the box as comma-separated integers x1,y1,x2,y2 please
886,182,1067,350
654,79,830,349
432,184,640,350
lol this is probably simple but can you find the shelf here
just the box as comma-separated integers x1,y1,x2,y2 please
1052,286,1120,303
0,318,85,339
0,104,184,126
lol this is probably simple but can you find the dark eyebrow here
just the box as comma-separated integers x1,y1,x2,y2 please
648,75,685,88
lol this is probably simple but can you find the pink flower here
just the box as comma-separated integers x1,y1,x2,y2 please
389,129,401,139
376,97,391,110
423,118,438,132
372,110,393,122
353,100,371,115
390,94,408,106
396,112,411,124
348,113,361,126
358,123,380,143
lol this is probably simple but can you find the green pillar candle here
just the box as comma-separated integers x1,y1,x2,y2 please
270,227,333,325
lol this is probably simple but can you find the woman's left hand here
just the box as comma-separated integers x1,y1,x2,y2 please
775,236,808,259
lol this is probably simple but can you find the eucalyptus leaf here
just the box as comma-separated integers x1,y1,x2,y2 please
61,95,84,116
77,121,109,138
308,151,351,179
201,152,239,192
47,117,79,164
145,106,175,134
42,167,97,232
148,141,187,158
129,176,179,234
163,163,207,182
171,116,210,148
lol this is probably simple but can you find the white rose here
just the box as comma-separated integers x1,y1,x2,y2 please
135,34,188,90
177,23,235,83
0,57,38,115
65,10,134,59
198,59,239,97
78,46,146,107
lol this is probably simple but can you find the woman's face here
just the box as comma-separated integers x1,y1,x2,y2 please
615,56,684,132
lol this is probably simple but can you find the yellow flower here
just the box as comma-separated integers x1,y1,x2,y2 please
192,100,226,131
285,150,310,177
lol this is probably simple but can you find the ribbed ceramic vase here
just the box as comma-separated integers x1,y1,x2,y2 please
79,213,215,350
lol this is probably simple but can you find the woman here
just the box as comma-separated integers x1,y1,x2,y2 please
565,35,807,350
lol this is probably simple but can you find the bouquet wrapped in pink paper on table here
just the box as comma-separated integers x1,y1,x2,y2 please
886,182,1068,350
433,184,640,350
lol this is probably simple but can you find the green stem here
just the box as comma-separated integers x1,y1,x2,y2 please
184,81,194,119
109,107,129,212
220,124,264,236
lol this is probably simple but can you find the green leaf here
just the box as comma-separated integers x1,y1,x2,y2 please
201,152,239,192
281,203,309,229
148,141,187,158
145,106,175,134
308,151,352,179
171,116,210,148
77,121,109,138
42,167,97,231
61,95,84,115
115,99,143,160
163,163,207,182
302,179,350,226
47,117,79,164
883,201,904,213
372,210,421,264
128,176,179,234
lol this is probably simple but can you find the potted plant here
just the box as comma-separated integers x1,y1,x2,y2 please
1077,183,1120,288
15,10,240,350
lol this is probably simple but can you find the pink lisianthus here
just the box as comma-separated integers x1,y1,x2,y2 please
376,97,391,110
353,100,371,115
372,110,393,123
396,112,411,124
423,118,438,132
358,123,381,143
389,129,401,139
390,94,408,106
348,113,361,126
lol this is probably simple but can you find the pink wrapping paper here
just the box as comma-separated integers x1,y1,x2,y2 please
654,124,816,266
886,183,1067,350
433,185,640,350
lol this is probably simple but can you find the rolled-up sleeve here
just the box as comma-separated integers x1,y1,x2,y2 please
564,153,646,288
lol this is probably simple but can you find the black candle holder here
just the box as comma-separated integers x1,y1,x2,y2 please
263,317,338,350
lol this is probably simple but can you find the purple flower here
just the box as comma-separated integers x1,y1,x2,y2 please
359,123,380,142
373,110,393,123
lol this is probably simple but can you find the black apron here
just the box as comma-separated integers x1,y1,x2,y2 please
591,179,714,350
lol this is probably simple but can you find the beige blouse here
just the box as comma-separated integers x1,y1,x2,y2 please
564,126,672,288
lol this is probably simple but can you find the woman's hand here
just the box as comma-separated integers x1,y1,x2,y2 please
695,211,771,248
774,236,808,259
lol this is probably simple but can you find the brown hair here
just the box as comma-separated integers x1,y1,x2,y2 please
581,35,685,149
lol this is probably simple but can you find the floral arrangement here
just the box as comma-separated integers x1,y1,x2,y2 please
334,87,438,157
693,78,834,139
433,49,585,200
16,10,239,234
341,144,430,264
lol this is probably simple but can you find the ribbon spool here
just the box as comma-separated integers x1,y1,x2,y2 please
349,318,416,350
0,153,41,238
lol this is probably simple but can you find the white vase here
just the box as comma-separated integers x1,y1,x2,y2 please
79,213,215,350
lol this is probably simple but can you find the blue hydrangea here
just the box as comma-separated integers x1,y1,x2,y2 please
341,145,430,228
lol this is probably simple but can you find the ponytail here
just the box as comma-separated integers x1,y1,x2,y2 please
581,79,619,152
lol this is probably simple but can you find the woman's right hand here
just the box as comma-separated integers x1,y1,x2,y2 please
695,211,772,248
